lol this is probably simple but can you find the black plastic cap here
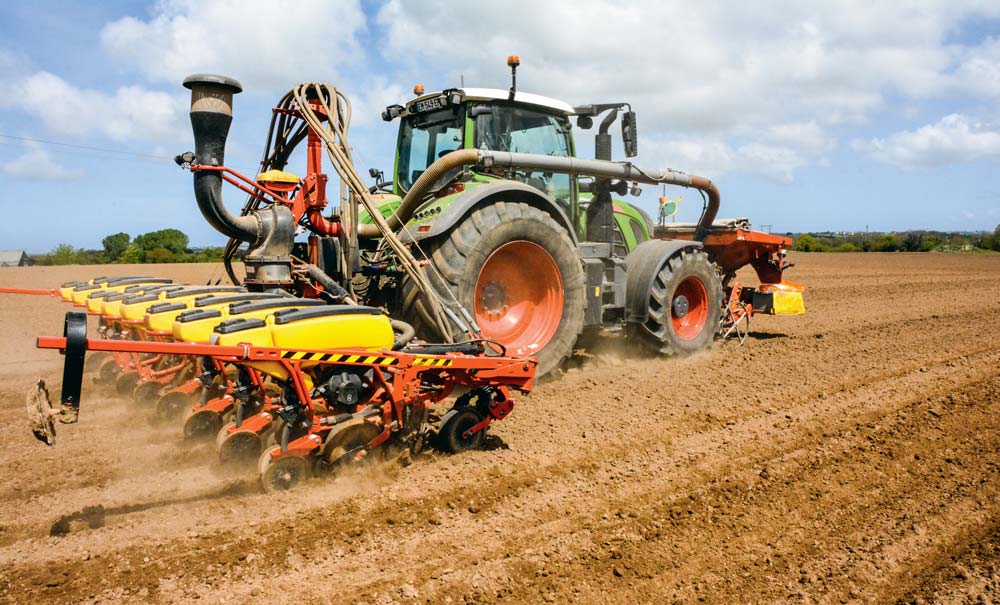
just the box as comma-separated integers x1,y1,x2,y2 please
183,74,243,94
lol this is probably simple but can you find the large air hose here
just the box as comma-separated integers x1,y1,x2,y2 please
357,150,720,242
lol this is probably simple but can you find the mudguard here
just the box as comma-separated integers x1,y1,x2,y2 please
398,180,578,244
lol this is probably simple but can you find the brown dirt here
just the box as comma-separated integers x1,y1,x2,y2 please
0,253,998,604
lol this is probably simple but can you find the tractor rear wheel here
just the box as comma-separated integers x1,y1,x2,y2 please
401,202,585,376
628,249,724,354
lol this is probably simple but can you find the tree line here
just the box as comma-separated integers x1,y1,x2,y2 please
792,226,1000,253
32,229,227,265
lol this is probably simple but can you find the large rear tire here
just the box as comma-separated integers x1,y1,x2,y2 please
627,248,723,354
401,202,585,376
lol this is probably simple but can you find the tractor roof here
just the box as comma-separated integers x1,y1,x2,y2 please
457,88,575,115
406,87,575,116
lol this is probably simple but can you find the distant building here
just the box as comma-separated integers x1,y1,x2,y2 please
0,250,32,267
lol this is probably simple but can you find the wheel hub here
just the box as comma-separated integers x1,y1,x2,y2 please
479,280,510,320
472,240,564,357
670,275,710,341
672,295,690,318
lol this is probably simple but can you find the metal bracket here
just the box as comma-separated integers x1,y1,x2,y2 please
60,312,88,416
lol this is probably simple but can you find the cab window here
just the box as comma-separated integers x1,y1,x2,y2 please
397,105,464,191
473,105,572,207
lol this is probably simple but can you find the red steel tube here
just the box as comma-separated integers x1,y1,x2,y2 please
0,288,57,296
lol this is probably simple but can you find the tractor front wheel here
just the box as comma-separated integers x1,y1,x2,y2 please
402,202,585,376
628,248,724,354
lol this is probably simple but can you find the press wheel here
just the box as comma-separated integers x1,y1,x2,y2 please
153,391,193,424
183,408,223,440
437,406,486,453
115,372,139,397
132,380,162,406
259,446,311,492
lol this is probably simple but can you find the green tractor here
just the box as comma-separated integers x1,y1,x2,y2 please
367,60,799,374
181,62,803,377
375,89,650,375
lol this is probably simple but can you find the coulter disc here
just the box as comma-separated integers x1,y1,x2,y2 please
115,372,138,397
153,391,192,424
183,408,223,440
218,429,264,465
132,380,162,406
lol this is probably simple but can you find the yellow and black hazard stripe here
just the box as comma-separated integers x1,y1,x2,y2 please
412,357,454,367
280,351,398,365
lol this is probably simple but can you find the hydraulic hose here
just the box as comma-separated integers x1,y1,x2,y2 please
303,263,352,302
292,82,457,339
390,319,416,350
357,149,720,242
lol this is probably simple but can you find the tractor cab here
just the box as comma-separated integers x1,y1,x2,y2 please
388,87,577,208
382,85,653,252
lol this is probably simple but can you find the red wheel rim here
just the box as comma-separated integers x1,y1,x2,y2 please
671,276,709,340
474,241,563,357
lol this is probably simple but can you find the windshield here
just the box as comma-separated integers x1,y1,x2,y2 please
397,105,465,191
473,105,572,206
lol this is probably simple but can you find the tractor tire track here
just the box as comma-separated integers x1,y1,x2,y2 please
0,254,998,604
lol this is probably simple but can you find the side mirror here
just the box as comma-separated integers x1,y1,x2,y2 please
621,111,637,157
577,115,593,129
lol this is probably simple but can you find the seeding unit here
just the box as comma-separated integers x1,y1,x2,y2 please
27,279,534,491
5,58,803,490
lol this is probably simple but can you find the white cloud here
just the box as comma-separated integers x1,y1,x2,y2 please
953,36,1000,98
376,0,1000,180
0,142,82,181
639,120,835,182
378,2,999,129
853,114,1000,168
348,77,408,128
99,0,366,93
1,71,187,141
0,48,20,74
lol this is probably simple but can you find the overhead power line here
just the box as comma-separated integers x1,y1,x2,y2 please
0,133,174,162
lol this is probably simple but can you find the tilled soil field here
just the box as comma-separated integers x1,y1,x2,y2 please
0,253,998,604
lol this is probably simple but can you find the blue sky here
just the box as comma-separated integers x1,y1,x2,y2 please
1,0,999,252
